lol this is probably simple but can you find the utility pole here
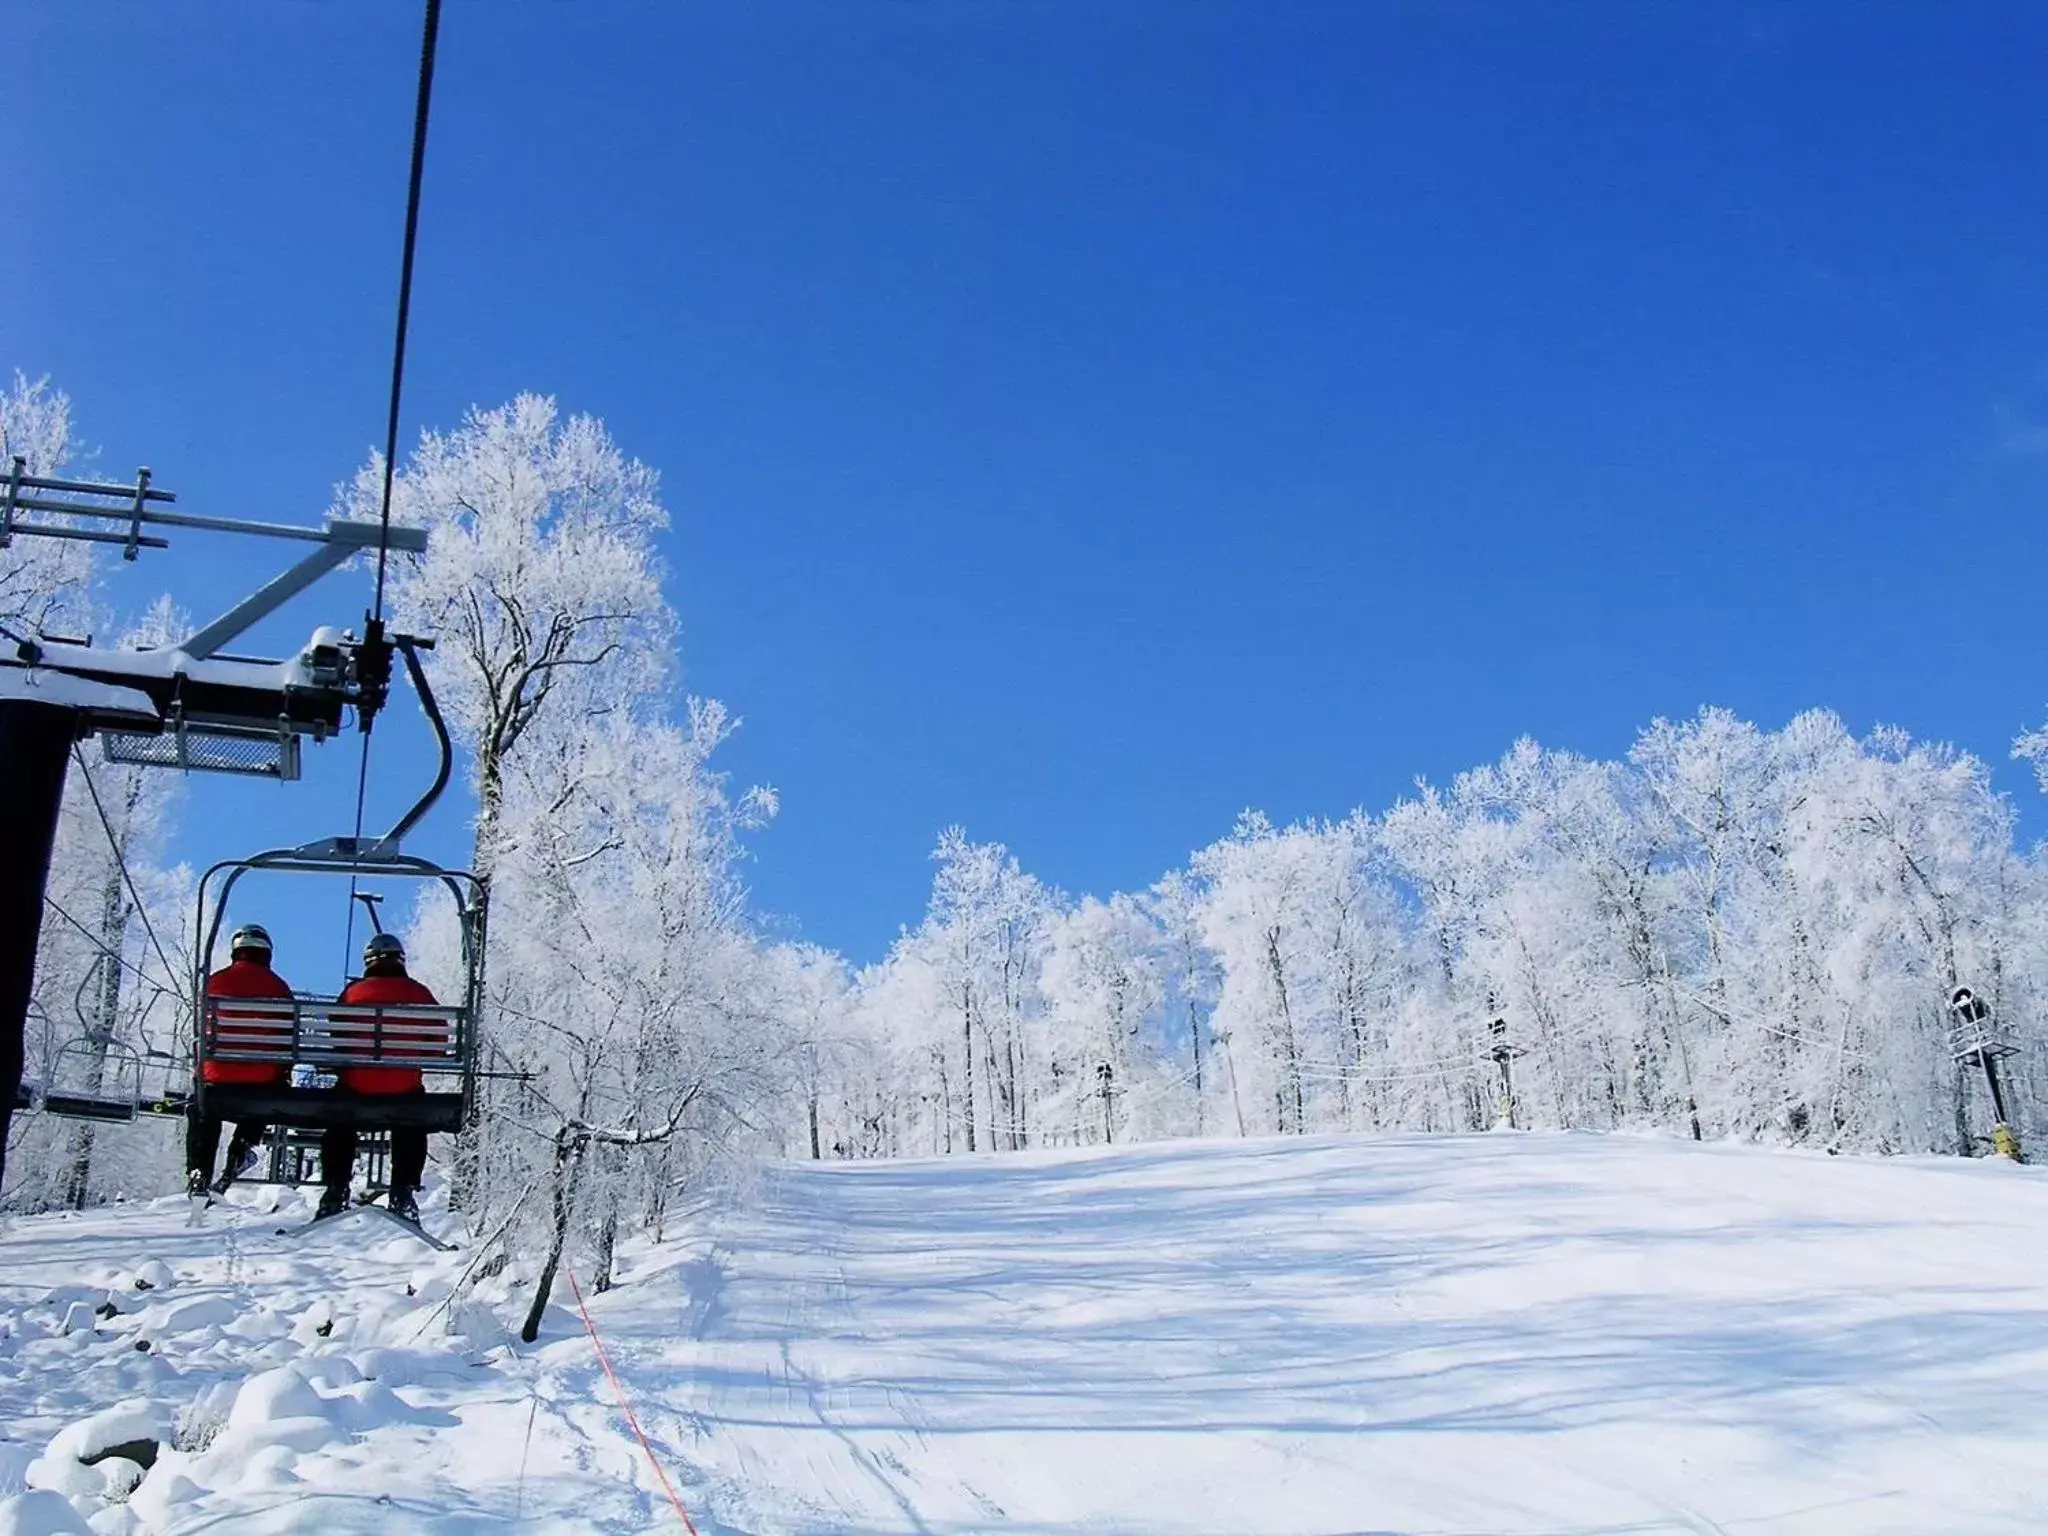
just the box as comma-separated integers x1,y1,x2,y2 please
1948,986,2023,1162
0,462,426,1189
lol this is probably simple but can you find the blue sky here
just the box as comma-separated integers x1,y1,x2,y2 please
9,2,2048,965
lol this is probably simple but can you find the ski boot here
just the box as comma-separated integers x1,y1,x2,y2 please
313,1186,350,1221
385,1187,420,1226
210,1140,261,1196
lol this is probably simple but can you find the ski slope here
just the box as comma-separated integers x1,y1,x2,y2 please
5,1132,2048,1534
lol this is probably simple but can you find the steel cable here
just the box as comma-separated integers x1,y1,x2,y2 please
345,0,444,960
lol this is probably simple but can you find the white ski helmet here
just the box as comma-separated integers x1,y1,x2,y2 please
229,923,273,957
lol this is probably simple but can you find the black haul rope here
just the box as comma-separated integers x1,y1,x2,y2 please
372,0,443,627
346,0,444,976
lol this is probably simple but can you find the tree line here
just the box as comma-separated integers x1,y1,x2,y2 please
818,715,2047,1162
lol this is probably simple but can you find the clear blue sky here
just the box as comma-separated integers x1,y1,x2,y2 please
9,2,2048,965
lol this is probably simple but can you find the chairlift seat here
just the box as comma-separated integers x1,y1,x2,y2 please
25,1038,149,1124
191,839,485,1136
35,1091,140,1124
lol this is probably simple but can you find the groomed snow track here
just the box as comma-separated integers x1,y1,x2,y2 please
6,1132,2048,1533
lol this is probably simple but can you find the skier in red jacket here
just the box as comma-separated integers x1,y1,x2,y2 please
317,932,440,1223
187,923,293,1197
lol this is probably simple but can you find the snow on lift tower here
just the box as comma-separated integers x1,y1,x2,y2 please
0,460,446,1181
1947,986,2023,1163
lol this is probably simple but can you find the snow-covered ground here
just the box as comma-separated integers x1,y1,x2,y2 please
5,1131,2048,1534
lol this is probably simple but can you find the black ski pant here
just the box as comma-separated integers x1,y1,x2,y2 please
186,1109,269,1185
321,1097,428,1197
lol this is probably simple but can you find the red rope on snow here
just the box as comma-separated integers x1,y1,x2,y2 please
566,1265,702,1534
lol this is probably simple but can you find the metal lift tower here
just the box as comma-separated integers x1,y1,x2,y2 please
0,460,427,1186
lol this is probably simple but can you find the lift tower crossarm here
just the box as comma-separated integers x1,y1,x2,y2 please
3,461,427,559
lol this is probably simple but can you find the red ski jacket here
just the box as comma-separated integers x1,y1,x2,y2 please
332,972,442,1094
203,959,293,1086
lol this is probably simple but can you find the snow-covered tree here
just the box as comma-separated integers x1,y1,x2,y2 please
766,943,856,1161
0,372,89,635
1042,894,1161,1144
1147,870,1223,1135
912,830,1055,1153
817,710,2045,1163
327,394,796,1315
337,393,672,883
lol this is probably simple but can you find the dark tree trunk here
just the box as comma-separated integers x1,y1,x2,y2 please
520,1127,584,1343
961,995,976,1153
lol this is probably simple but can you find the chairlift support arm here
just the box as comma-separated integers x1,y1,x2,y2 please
387,634,451,846
183,521,427,661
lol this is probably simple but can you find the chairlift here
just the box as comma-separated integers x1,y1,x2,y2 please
192,844,484,1135
191,634,485,1138
18,988,192,1124
36,1038,147,1123
25,635,486,1151
0,0,468,1190
1947,986,2007,1061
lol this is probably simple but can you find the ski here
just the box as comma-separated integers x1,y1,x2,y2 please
354,1201,456,1250
274,1201,455,1251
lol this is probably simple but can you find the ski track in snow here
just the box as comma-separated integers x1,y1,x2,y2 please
5,1132,2048,1533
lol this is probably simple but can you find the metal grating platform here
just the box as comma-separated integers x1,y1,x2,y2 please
104,723,301,780
1950,1017,2017,1063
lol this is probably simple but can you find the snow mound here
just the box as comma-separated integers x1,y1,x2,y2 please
134,1296,234,1341
224,1368,327,1431
40,1402,165,1467
0,1491,92,1536
126,1264,171,1295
